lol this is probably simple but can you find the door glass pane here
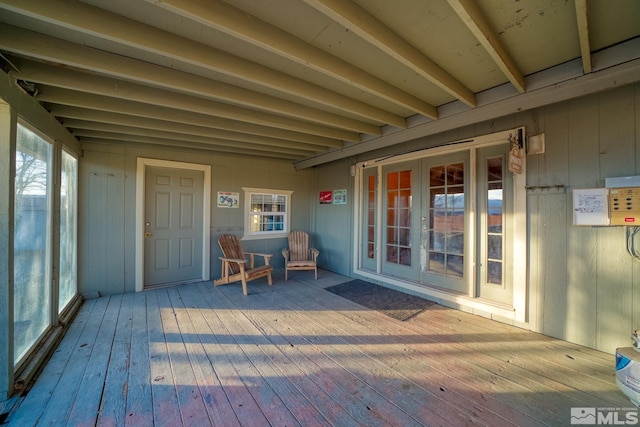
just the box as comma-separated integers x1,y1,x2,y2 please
14,124,52,364
447,163,465,185
446,255,464,278
428,163,464,277
486,157,504,285
367,175,375,259
386,170,412,266
59,150,78,313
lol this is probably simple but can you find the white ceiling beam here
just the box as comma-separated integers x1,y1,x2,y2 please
63,119,327,156
574,0,592,73
81,137,301,160
446,0,526,93
72,129,316,157
36,86,342,147
303,0,476,108
50,105,331,152
10,60,363,141
0,0,410,127
0,25,392,134
146,0,437,118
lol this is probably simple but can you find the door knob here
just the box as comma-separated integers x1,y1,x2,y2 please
144,232,151,238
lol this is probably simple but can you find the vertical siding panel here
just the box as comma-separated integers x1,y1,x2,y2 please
565,97,600,348
596,87,636,352
533,104,569,340
527,193,543,330
596,227,632,352
83,151,126,296
539,192,568,339
541,104,570,186
87,172,108,293
107,172,126,294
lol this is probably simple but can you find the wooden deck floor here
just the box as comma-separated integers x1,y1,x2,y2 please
5,270,634,426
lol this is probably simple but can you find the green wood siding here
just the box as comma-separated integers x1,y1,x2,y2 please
78,145,314,296
312,83,640,354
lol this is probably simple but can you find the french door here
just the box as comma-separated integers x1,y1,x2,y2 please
360,142,515,307
422,152,469,293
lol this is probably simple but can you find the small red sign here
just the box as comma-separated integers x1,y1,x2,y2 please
625,217,636,222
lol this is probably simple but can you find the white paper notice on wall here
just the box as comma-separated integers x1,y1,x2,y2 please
572,188,610,226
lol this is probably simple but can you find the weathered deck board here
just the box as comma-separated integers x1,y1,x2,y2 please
210,283,384,426
96,291,132,427
66,293,123,426
5,271,633,426
39,295,111,426
170,286,242,427
124,291,153,426
254,278,527,426
147,289,181,427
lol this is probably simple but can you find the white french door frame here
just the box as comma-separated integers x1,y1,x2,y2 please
352,127,527,323
135,158,211,292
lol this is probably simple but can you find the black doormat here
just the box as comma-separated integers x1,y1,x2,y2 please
325,280,435,321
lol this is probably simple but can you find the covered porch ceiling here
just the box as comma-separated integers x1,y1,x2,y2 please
0,0,639,168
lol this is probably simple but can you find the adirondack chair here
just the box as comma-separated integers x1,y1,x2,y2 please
214,234,273,295
282,230,319,280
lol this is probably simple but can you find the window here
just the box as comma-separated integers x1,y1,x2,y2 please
14,123,52,364
59,149,78,312
485,156,504,285
242,188,292,239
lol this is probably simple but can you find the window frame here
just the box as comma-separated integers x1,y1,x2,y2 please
14,120,54,367
58,148,78,313
242,187,293,240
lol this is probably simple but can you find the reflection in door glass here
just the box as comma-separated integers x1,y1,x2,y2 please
367,175,375,258
487,157,503,284
428,163,464,277
386,170,412,266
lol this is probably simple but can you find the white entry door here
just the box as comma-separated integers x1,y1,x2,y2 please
144,166,204,287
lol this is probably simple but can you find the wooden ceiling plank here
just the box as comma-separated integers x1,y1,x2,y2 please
446,0,526,93
303,0,476,108
49,105,331,152
574,0,592,74
36,86,343,147
0,0,409,127
0,24,399,131
10,60,367,139
146,0,437,118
